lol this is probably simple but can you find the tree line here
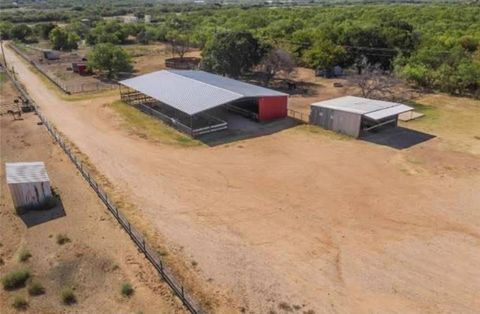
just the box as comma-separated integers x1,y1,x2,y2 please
1,4,479,96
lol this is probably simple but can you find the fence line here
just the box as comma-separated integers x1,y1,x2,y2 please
8,43,117,94
287,108,309,123
3,68,203,314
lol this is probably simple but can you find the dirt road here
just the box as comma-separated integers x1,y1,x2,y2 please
4,44,480,313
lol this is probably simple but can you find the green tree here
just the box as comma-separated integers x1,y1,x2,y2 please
303,40,346,70
49,27,79,51
201,31,266,78
0,22,13,40
86,21,129,45
88,43,133,79
10,24,32,42
34,23,55,40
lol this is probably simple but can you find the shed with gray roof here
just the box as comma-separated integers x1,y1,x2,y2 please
5,162,52,210
310,96,413,137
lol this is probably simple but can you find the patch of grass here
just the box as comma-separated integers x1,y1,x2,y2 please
278,302,293,312
191,260,198,267
121,283,134,297
56,234,71,245
293,124,352,140
157,249,168,257
61,287,76,305
18,249,32,262
110,100,202,147
12,295,28,310
28,280,45,296
2,270,30,290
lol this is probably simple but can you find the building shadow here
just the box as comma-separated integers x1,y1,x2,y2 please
361,127,435,150
198,109,302,146
18,200,66,228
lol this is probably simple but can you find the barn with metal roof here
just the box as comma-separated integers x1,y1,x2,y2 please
310,96,413,138
119,70,288,137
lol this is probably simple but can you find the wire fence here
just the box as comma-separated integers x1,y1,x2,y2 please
3,67,203,314
9,43,117,94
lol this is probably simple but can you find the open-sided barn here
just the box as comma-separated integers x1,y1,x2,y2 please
310,96,413,138
119,70,288,137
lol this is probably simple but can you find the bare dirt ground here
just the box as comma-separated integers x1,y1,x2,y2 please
127,43,202,75
0,77,184,313
4,44,480,313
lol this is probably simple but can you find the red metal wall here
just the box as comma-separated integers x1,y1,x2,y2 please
258,96,288,121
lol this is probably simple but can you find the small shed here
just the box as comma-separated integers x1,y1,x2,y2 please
310,96,413,138
5,162,52,210
43,50,60,61
72,62,88,75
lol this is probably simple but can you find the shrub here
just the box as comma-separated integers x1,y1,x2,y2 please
56,234,71,245
28,280,45,296
12,295,28,310
2,270,30,290
18,249,32,262
121,283,134,297
61,288,76,305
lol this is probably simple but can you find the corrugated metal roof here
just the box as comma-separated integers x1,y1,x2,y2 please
169,70,287,97
6,162,50,184
119,70,287,115
364,104,413,120
311,96,413,120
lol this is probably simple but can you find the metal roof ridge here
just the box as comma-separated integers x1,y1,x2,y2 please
360,99,403,114
165,70,245,98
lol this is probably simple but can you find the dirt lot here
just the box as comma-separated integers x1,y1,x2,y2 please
4,44,480,313
126,43,202,75
0,77,184,313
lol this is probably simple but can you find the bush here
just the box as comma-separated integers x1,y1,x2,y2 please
61,288,76,305
2,270,30,290
56,234,71,245
121,283,134,297
28,280,45,296
18,249,32,262
12,295,28,310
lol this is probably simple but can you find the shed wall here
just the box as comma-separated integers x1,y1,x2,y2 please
8,181,52,209
310,106,362,137
258,96,288,121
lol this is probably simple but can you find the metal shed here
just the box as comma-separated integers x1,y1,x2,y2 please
119,70,288,137
310,96,413,138
5,162,52,210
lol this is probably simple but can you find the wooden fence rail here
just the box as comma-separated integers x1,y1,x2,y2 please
3,68,203,314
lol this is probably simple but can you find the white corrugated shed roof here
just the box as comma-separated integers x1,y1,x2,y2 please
311,96,413,120
120,70,287,115
5,162,50,184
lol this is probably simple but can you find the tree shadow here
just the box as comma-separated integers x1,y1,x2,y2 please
18,199,66,228
361,127,435,150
